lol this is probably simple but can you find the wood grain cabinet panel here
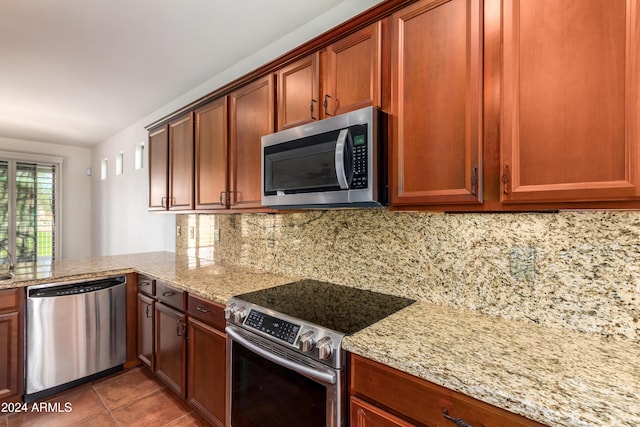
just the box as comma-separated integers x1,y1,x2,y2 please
390,0,483,206
229,74,275,209
148,125,169,210
0,288,22,403
350,354,545,427
155,302,187,398
195,98,229,210
168,113,195,210
137,293,155,370
187,317,226,427
501,0,640,203
323,21,382,117
277,52,320,130
351,397,417,427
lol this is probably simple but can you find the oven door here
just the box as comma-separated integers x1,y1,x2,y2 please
226,324,343,427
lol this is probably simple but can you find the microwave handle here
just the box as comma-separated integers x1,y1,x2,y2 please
335,129,349,189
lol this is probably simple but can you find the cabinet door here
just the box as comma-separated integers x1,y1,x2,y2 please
277,52,320,130
390,0,483,206
195,98,229,210
148,125,169,210
351,397,416,427
501,0,640,203
155,302,186,397
187,317,226,427
229,74,275,209
323,21,382,117
168,113,195,210
137,293,154,370
0,311,20,402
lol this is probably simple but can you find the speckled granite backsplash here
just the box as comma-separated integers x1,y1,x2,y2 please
176,210,640,342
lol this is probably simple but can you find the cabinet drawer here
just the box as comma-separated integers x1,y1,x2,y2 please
0,288,21,312
350,354,544,427
350,396,416,427
137,275,155,296
156,281,186,311
187,294,225,331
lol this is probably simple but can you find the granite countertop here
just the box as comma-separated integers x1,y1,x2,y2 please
2,251,639,426
343,302,640,427
0,251,298,305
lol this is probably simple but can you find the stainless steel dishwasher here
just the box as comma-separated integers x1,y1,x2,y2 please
25,275,127,402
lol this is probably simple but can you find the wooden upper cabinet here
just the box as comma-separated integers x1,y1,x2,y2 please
195,98,228,210
168,113,195,210
148,125,169,210
229,74,275,210
322,21,382,117
501,0,640,203
390,0,483,206
277,52,320,130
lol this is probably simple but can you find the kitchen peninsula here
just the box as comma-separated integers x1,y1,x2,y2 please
2,251,639,426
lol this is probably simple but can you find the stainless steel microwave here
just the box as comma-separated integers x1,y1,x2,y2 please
261,106,386,209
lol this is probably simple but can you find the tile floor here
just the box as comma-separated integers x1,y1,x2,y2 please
1,367,211,426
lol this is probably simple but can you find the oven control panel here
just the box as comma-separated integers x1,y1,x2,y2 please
244,309,300,345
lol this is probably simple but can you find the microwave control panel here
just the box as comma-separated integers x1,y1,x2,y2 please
350,125,368,189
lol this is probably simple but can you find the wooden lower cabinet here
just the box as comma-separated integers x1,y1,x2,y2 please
350,354,545,427
187,317,226,427
351,396,416,427
0,288,23,403
155,302,187,398
137,293,155,370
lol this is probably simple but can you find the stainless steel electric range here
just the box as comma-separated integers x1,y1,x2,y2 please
225,279,415,427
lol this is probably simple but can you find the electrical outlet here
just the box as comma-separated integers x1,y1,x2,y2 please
176,225,181,236
189,226,195,239
214,229,221,242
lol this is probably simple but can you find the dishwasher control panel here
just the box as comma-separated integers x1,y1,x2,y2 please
28,275,126,298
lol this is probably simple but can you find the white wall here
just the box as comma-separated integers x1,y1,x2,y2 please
0,136,92,259
91,0,383,256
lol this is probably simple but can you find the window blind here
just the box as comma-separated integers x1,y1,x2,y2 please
0,161,8,266
0,159,58,266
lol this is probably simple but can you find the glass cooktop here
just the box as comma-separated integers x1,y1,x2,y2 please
234,279,415,335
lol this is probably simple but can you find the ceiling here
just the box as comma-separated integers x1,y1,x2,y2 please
0,0,366,147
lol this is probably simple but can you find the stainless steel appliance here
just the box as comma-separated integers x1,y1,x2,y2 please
261,106,386,209
225,279,414,427
25,275,127,402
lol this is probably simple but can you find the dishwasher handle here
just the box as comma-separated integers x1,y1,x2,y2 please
28,275,126,298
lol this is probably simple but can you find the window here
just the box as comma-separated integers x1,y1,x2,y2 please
0,156,60,266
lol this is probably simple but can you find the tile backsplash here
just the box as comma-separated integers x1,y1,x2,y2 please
177,209,640,342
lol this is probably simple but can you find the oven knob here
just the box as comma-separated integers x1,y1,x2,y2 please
224,303,237,321
234,307,247,324
299,331,316,352
317,337,333,360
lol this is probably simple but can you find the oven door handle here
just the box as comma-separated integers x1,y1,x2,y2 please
335,129,349,190
227,327,337,385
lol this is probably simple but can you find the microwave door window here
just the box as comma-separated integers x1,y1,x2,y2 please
267,139,340,194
